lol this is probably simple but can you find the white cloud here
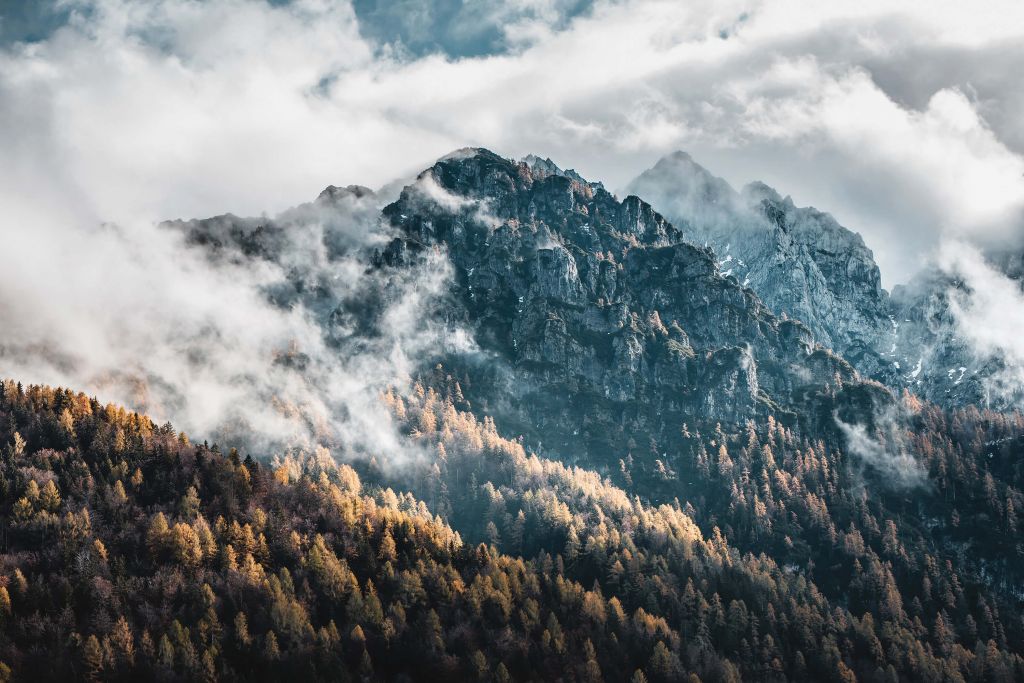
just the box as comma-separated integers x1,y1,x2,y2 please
835,407,927,490
1,0,1023,444
939,241,1024,405
0,174,457,461
3,0,1022,260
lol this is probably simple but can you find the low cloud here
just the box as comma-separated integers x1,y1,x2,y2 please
835,407,927,490
1,0,1023,456
0,179,464,463
939,241,1024,406
411,171,502,228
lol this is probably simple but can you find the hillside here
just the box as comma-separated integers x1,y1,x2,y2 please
626,152,1024,412
2,149,1023,682
0,369,1022,682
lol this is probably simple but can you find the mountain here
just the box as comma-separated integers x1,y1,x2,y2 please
625,151,1024,412
882,247,1024,410
4,148,1022,681
626,152,892,370
376,149,883,456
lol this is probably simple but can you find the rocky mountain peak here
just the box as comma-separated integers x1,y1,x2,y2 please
740,180,784,206
632,151,736,219
628,152,891,372
372,148,882,461
521,153,605,191
316,184,375,204
389,147,678,254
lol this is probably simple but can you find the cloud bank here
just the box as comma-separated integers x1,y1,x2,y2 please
3,184,466,459
836,407,927,490
2,0,1023,280
1,0,1024,446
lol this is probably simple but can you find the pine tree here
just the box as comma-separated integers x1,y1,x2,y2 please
147,512,169,559
234,612,252,648
81,635,104,681
110,617,135,667
39,480,60,512
263,631,280,661
157,635,175,670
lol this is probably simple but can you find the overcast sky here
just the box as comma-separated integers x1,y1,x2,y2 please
2,0,1023,287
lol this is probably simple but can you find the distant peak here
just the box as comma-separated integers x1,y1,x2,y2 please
665,150,695,162
522,153,604,190
629,150,736,207
652,150,708,173
317,184,375,203
642,151,730,191
740,180,782,205
437,146,496,162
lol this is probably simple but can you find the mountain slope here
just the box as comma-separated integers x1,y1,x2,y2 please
883,249,1024,410
625,151,1024,412
626,153,895,379
375,149,881,461
141,147,1024,682
2,380,1022,682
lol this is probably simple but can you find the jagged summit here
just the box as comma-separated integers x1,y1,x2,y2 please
642,150,734,201
375,147,883,462
317,184,374,203
740,179,784,205
417,147,612,197
437,146,492,162
396,147,689,252
521,153,605,191
628,151,891,372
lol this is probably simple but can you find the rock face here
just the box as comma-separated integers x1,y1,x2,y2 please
881,274,989,406
625,151,1024,411
170,147,896,465
881,254,1024,410
627,152,893,380
374,149,882,460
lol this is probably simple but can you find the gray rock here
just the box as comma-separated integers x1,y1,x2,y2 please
375,148,876,460
627,151,892,374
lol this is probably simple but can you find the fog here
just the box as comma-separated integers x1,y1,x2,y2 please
2,0,1024,451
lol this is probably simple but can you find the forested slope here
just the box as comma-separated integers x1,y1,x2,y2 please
0,380,1021,682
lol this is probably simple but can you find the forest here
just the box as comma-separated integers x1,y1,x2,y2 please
0,377,1021,681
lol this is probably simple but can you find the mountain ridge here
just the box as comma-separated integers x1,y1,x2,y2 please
626,150,1024,412
70,145,1020,682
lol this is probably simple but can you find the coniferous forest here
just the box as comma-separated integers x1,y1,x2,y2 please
3,4,1024,681
0,376,1021,681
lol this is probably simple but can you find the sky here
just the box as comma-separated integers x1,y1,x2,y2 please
0,0,1023,447
1,0,1022,285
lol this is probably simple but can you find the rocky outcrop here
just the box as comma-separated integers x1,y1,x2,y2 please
627,151,893,378
171,147,899,466
373,149,877,460
879,261,1024,410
